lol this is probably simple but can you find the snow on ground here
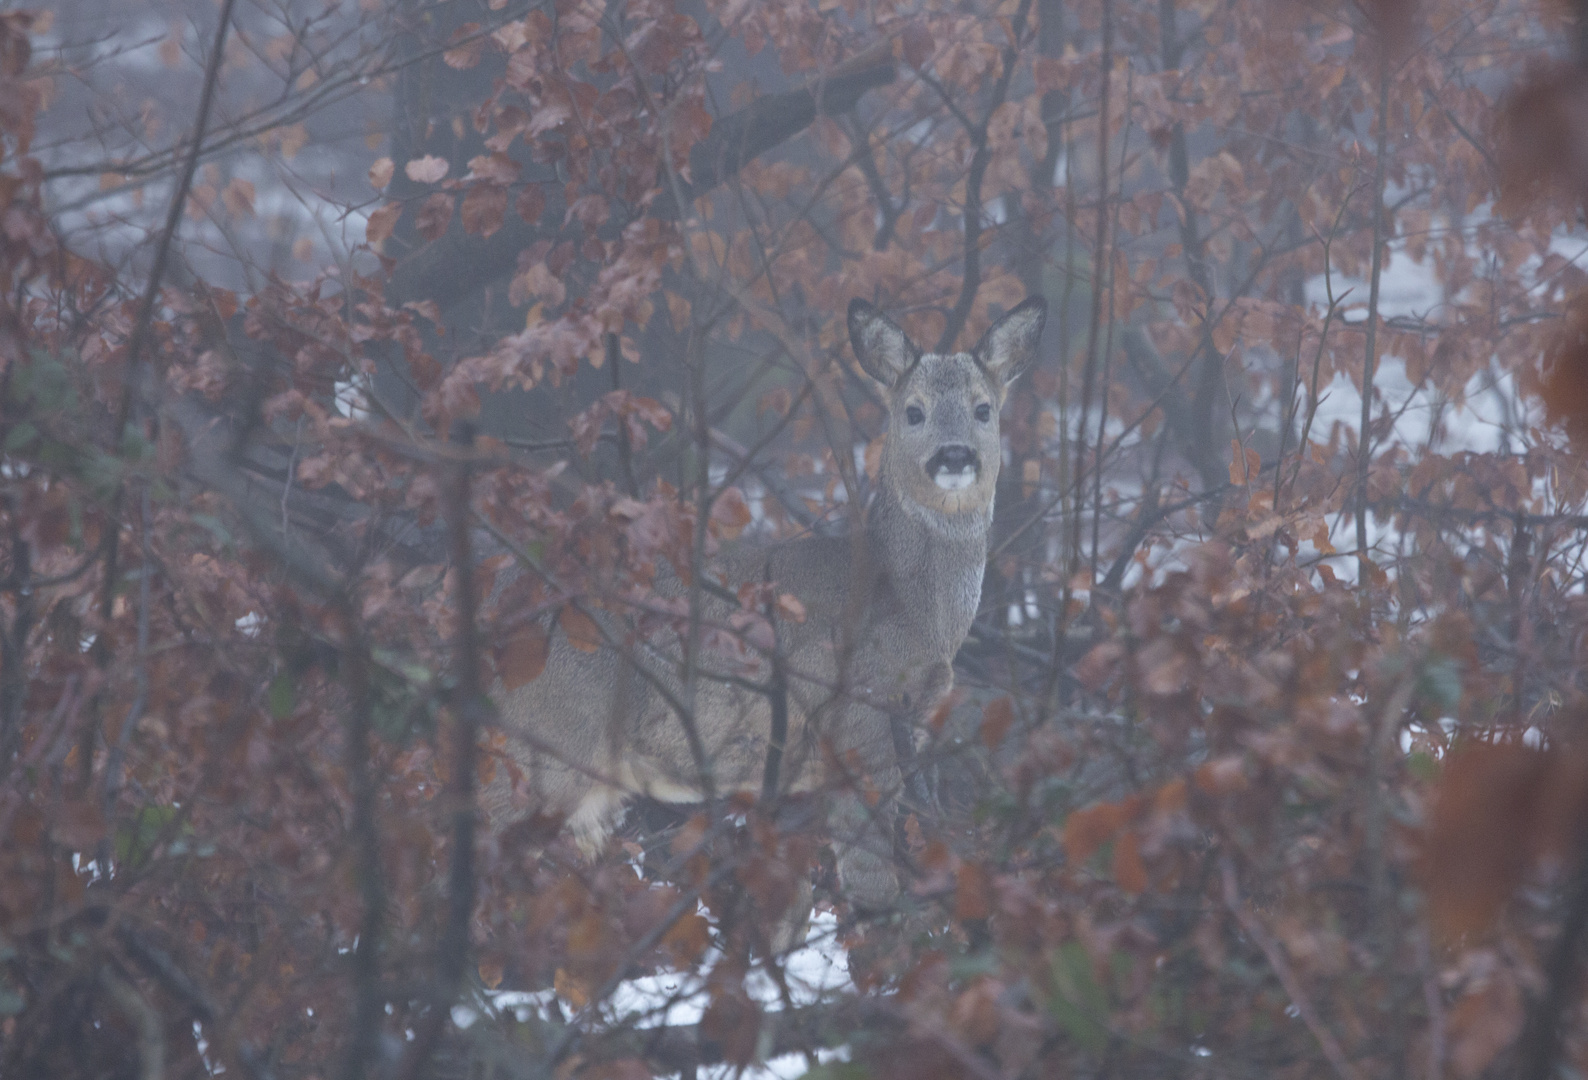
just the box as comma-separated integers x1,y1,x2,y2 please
454,910,856,1079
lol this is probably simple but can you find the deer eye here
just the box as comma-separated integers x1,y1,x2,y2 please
975,403,992,423
906,405,925,426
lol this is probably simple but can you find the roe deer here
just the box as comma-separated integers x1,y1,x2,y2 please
492,296,1046,913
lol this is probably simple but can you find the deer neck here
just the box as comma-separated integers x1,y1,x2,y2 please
866,486,991,657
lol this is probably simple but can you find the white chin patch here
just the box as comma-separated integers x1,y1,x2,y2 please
934,471,976,491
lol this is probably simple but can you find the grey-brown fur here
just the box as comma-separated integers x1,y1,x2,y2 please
492,296,1046,915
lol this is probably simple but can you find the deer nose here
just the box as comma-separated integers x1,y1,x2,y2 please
926,445,980,490
933,445,978,472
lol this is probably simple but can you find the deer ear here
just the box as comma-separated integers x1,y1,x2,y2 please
848,299,920,387
976,296,1047,386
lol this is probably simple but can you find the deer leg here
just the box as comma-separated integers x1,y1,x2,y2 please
827,714,902,910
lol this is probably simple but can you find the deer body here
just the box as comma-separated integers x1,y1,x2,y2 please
494,297,1046,908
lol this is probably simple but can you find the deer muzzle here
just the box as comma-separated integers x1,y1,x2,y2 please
926,444,980,491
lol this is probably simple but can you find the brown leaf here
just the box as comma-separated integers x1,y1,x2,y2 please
277,123,309,160
1448,974,1523,1079
415,192,454,241
461,183,507,238
661,912,711,965
516,184,546,224
494,625,549,690
159,22,183,68
1193,756,1249,796
365,202,401,245
560,605,602,652
927,689,961,734
1542,288,1588,450
467,152,522,184
1074,640,1124,692
404,155,450,184
700,988,760,1067
710,486,752,537
443,23,484,69
1111,830,1148,893
980,695,1014,750
368,157,394,190
954,860,992,922
1064,796,1141,864
901,22,934,69
1422,743,1550,940
586,1061,650,1080
1228,439,1261,485
671,812,709,856
478,958,504,990
1498,68,1588,219
553,967,591,1009
221,178,254,218
949,977,1002,1046
1137,637,1191,696
775,593,806,623
404,299,443,326
49,798,107,849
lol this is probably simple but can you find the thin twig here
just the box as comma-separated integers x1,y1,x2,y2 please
112,0,238,439
1220,856,1363,1080
935,0,1037,353
89,0,239,792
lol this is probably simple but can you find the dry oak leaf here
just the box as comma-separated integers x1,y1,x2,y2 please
466,152,521,184
661,912,711,966
491,19,530,51
559,605,602,652
1422,742,1588,940
516,184,547,224
980,695,1015,750
1137,636,1193,696
1447,974,1523,1080
365,202,401,245
1074,640,1124,691
954,860,994,922
710,486,752,536
494,625,549,690
368,156,394,190
586,1061,650,1080
1541,288,1588,450
553,967,591,1009
1064,795,1143,864
404,154,450,184
1228,439,1261,485
461,183,507,238
900,22,934,69
699,987,760,1067
1111,830,1149,894
949,977,1002,1046
221,177,254,218
415,192,454,241
775,592,806,623
443,22,483,69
